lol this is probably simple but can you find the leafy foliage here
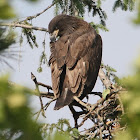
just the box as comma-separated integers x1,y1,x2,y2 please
53,0,84,16
0,75,43,140
133,0,140,24
90,22,109,33
115,57,140,139
53,0,107,25
0,0,15,19
0,0,38,19
37,36,48,73
0,28,15,51
40,119,87,140
22,22,38,49
101,63,119,84
0,0,40,69
113,0,135,12
0,28,17,69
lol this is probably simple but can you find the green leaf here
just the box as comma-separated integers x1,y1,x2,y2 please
72,128,80,138
37,67,43,73
102,89,110,99
0,3,16,19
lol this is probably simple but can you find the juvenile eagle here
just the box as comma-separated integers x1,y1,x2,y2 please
48,15,102,110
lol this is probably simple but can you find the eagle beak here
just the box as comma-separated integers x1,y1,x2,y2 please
50,29,59,42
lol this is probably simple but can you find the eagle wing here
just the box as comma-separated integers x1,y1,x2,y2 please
49,29,102,110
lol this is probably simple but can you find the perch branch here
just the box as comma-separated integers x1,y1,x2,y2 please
73,96,91,111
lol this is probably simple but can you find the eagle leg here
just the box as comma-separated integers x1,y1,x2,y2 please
69,104,88,128
69,105,86,128
69,105,79,128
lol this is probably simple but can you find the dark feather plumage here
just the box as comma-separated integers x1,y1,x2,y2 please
48,15,102,110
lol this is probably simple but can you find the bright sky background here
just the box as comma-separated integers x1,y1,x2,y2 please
5,0,140,128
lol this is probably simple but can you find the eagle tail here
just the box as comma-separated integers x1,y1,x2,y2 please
54,88,73,110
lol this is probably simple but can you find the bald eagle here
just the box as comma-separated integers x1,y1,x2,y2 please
48,15,102,110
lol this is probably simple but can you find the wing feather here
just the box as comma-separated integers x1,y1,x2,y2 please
49,27,102,108
50,62,62,97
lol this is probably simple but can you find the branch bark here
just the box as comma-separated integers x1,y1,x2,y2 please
31,72,46,118
0,22,48,32
98,68,112,89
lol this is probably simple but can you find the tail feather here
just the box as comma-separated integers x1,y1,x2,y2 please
54,88,73,110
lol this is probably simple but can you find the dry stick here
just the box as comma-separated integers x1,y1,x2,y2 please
31,72,46,118
73,96,91,110
96,109,103,140
98,68,112,89
37,82,52,90
19,2,55,23
78,114,89,127
0,23,48,32
116,94,124,114
79,92,121,136
34,98,56,121
44,98,56,110
34,109,42,121
40,92,54,99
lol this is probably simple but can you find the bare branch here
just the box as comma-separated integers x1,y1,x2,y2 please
40,92,54,99
31,72,46,118
99,68,113,89
0,22,48,32
37,82,52,90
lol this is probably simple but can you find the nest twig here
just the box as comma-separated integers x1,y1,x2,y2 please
31,67,125,139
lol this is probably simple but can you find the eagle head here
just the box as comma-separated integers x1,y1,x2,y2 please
48,14,88,42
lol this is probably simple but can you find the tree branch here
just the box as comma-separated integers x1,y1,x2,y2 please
40,92,54,99
0,22,48,32
31,72,46,118
98,68,113,89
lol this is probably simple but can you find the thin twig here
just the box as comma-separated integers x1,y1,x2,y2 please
40,92,54,99
37,82,52,90
44,98,56,110
19,2,56,23
31,72,46,118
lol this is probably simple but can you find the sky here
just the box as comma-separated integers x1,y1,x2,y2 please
4,0,140,128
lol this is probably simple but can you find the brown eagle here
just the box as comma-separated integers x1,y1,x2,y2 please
48,15,102,110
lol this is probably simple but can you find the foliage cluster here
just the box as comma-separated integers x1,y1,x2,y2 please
0,75,42,140
115,57,140,139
